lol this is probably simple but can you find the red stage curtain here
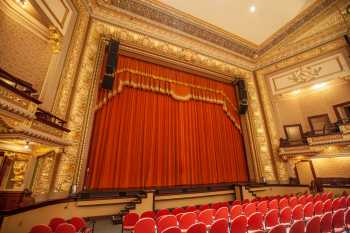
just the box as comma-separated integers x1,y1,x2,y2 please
86,55,248,189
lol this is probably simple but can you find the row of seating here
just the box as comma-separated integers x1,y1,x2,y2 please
123,192,350,233
29,217,91,233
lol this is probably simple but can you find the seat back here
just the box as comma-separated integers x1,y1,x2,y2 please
305,194,314,203
161,226,181,233
230,205,242,220
265,209,279,228
49,218,65,232
198,204,209,211
345,209,350,227
292,204,304,221
187,222,206,233
232,200,241,206
289,220,305,233
303,202,314,218
212,202,222,210
247,212,263,230
210,219,228,233
332,209,345,229
198,209,214,226
157,215,177,233
156,209,171,220
69,217,86,231
141,210,155,219
327,192,334,200
279,198,288,210
30,224,53,233
171,207,184,215
244,203,256,217
305,216,320,233
280,207,292,225
289,196,298,209
332,198,341,212
321,192,328,202
323,199,332,213
298,195,306,205
230,215,247,233
268,224,286,233
314,201,324,215
314,193,321,203
257,201,268,215
55,223,76,233
339,196,347,209
185,206,197,212
134,218,156,233
215,207,228,220
320,212,332,233
175,213,183,222
179,212,197,231
347,196,350,208
269,199,279,210
123,213,139,228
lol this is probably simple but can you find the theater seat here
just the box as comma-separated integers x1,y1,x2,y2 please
134,218,155,233
30,224,53,233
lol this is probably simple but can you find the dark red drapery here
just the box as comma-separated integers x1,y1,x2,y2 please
86,55,248,189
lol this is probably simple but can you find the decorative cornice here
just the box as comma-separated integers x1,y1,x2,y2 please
93,0,337,59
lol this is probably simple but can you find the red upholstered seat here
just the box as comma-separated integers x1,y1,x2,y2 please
248,212,263,231
141,210,156,219
185,206,197,213
345,209,350,230
69,217,86,231
179,212,196,232
230,215,247,233
257,201,268,215
280,207,292,226
49,218,65,232
320,212,332,233
176,213,184,222
156,209,171,220
230,205,242,221
327,192,334,200
55,223,76,233
122,213,139,231
339,196,347,209
268,199,278,210
198,204,210,211
292,204,304,221
303,202,314,220
305,216,320,233
157,215,177,233
265,209,279,230
187,222,206,233
289,196,298,209
289,220,304,233
323,199,332,213
172,207,185,215
298,195,306,205
321,192,328,202
347,196,350,208
332,209,345,233
198,209,215,227
332,198,341,212
210,219,228,233
305,194,314,204
244,203,257,217
30,224,53,233
134,218,156,233
161,226,181,233
268,224,286,233
279,198,288,210
215,207,228,220
314,201,324,216
231,200,241,206
314,193,321,203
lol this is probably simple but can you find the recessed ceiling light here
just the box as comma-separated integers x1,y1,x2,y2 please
250,5,256,13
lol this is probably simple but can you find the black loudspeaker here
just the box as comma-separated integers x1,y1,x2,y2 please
236,79,248,114
102,40,119,90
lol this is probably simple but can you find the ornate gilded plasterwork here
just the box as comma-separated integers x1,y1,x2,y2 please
32,151,56,196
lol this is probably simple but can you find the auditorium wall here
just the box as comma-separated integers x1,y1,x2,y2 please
0,10,52,92
312,157,350,178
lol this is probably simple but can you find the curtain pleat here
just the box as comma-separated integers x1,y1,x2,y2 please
86,55,248,189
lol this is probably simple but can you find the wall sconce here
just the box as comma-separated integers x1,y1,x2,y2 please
48,26,61,53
